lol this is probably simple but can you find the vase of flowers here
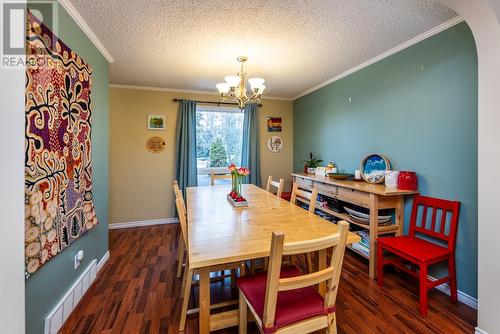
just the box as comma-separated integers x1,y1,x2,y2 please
227,163,250,206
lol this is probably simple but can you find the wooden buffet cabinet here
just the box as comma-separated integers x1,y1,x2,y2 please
291,173,418,278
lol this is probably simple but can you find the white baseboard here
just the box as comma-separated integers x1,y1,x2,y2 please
97,250,110,272
109,218,178,229
475,328,488,334
429,275,478,309
44,250,110,334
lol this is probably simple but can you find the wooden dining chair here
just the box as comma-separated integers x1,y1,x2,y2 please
377,195,461,316
175,197,245,330
210,172,232,186
173,181,186,278
236,221,349,334
290,182,319,272
266,176,285,198
290,183,318,213
247,176,286,273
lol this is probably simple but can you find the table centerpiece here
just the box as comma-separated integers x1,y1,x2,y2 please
227,163,250,207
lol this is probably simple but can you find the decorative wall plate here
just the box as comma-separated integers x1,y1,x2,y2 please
360,154,391,184
146,136,166,153
267,136,283,153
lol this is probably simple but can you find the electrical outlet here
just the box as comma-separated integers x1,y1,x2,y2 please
74,250,84,269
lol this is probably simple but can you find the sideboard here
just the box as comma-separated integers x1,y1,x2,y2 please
291,173,418,278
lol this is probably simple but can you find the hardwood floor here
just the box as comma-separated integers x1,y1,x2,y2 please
60,225,476,334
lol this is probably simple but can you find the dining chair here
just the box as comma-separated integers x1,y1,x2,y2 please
290,183,318,213
266,176,285,198
236,221,350,334
175,197,245,330
289,182,319,272
173,181,186,278
210,172,232,186
377,195,461,316
246,176,286,273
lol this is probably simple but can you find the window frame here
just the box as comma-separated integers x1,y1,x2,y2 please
195,104,244,176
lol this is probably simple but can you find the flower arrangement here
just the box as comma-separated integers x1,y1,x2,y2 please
228,163,250,203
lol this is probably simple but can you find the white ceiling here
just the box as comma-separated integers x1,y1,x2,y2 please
69,0,457,99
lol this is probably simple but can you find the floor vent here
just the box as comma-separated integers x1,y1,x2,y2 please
44,259,97,334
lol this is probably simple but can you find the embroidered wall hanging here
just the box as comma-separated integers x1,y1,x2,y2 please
24,11,98,277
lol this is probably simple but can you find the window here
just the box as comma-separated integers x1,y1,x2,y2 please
196,106,244,186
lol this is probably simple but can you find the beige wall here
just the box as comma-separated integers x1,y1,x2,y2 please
109,87,293,224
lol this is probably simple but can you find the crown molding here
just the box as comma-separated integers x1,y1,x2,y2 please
58,0,114,63
109,84,292,101
292,16,464,100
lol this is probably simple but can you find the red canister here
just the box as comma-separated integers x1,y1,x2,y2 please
398,171,418,191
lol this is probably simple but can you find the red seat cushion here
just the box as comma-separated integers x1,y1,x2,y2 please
281,192,291,201
236,266,332,333
378,236,450,262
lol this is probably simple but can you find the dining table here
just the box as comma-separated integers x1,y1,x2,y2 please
186,184,361,333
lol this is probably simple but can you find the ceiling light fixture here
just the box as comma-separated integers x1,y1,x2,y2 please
216,56,265,109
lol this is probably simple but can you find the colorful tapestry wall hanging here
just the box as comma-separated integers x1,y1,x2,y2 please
24,11,98,277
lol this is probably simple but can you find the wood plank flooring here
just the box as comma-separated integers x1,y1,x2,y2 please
60,224,476,334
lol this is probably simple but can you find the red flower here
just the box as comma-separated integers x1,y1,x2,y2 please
237,167,251,176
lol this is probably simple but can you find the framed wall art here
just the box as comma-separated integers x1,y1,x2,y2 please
267,117,282,132
147,114,166,130
25,11,99,277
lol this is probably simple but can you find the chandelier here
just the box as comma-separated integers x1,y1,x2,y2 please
215,56,266,109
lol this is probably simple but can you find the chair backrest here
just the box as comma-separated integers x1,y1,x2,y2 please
262,221,350,330
408,195,461,251
175,197,188,251
266,176,285,198
210,172,232,186
173,181,185,210
289,182,318,213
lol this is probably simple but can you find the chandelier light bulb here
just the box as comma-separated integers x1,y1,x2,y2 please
248,78,265,90
216,83,230,94
224,75,241,88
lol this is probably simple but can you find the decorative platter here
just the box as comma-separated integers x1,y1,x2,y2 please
146,136,166,153
267,136,283,153
327,173,353,180
360,154,391,184
344,207,392,221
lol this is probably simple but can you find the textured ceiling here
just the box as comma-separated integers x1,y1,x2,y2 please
69,0,457,99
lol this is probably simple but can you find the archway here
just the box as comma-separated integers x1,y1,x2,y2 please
436,1,500,333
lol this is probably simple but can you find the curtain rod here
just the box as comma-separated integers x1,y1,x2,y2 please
172,98,262,108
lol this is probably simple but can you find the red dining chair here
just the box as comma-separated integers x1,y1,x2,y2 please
377,195,460,316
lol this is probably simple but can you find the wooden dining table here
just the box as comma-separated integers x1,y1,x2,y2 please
186,184,360,333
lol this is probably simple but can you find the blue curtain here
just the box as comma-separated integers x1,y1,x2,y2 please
241,103,261,186
175,99,198,194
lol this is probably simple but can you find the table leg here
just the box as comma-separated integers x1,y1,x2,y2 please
369,194,379,279
199,267,211,334
318,249,327,295
395,197,405,236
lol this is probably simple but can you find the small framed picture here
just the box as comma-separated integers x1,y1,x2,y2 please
147,114,165,130
267,117,282,132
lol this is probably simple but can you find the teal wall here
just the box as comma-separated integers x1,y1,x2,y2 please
25,3,109,333
293,22,477,298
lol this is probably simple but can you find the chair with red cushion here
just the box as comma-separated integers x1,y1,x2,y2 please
377,195,460,316
236,221,349,334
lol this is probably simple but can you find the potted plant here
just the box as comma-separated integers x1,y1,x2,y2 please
302,152,323,174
